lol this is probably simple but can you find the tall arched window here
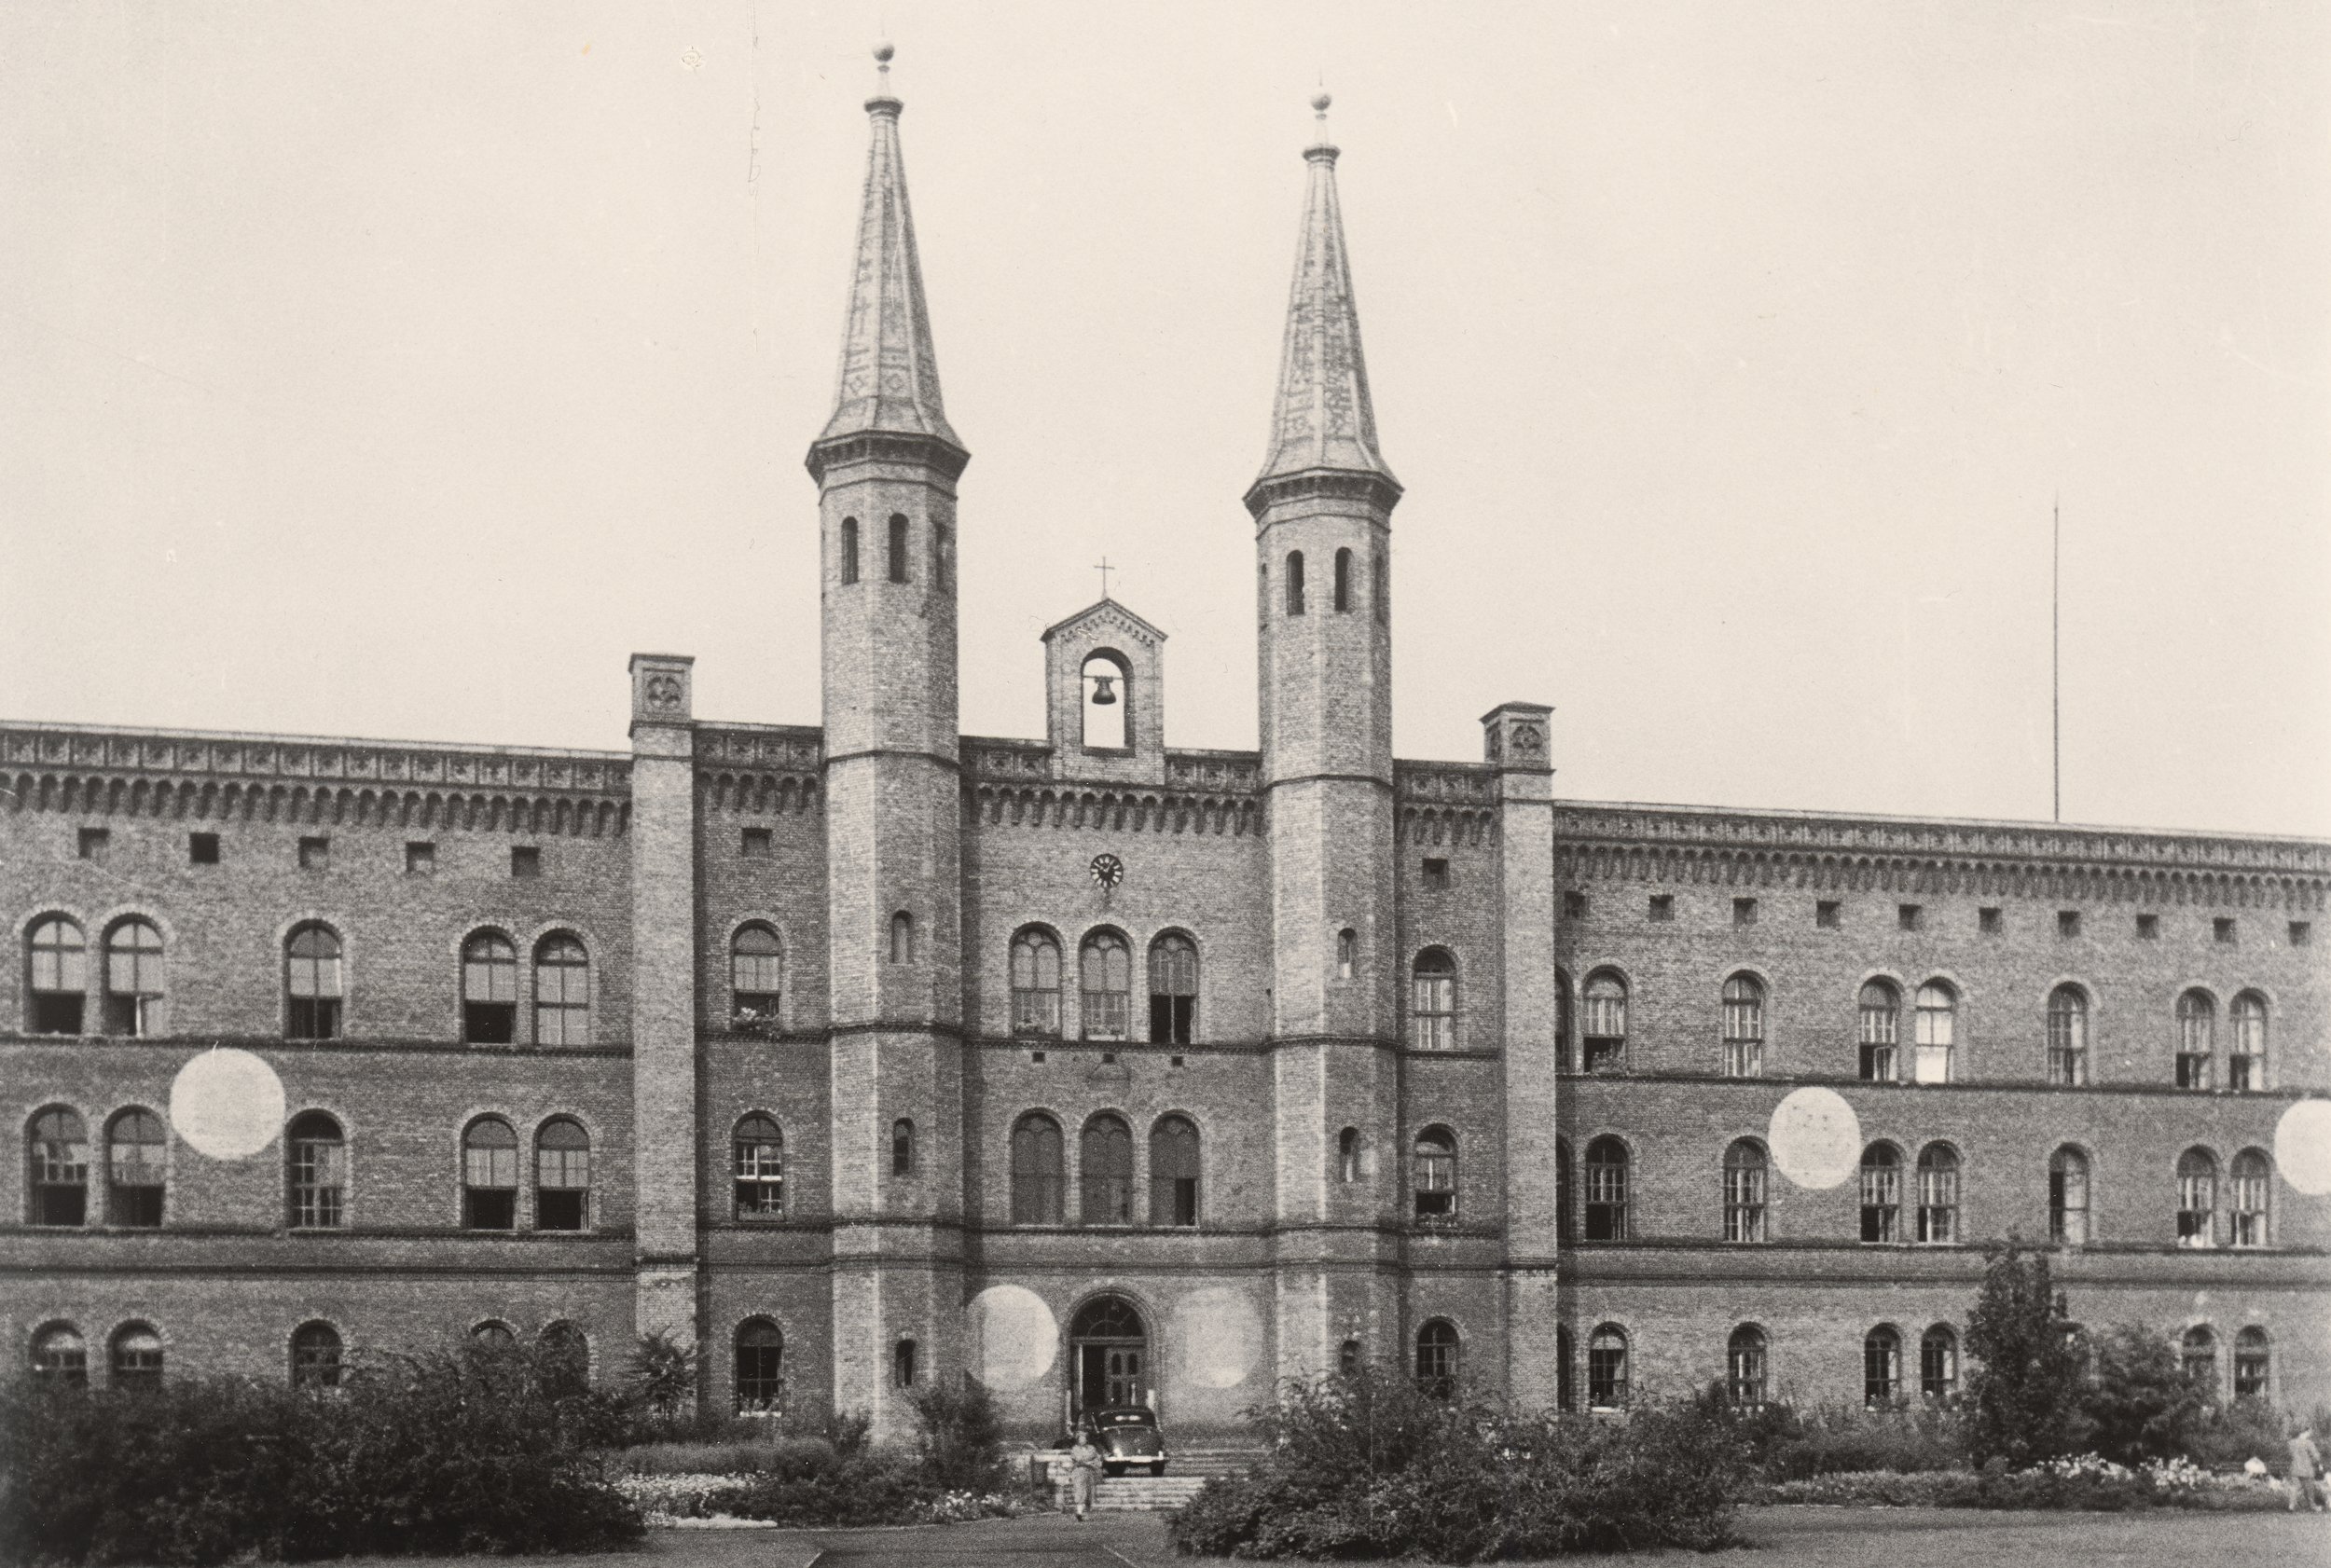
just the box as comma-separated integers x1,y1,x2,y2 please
2048,1147,2090,1245
2180,1326,2216,1392
111,1324,162,1391
736,1319,784,1415
889,911,915,965
1723,1140,1769,1243
1150,1114,1200,1227
27,915,86,1034
733,1114,783,1217
1556,1136,1574,1241
540,1322,589,1396
1721,974,1765,1077
1010,1112,1064,1224
887,513,910,583
1080,1113,1134,1224
288,1110,344,1228
1555,969,1575,1069
1857,980,1900,1081
1865,1326,1902,1405
1587,1325,1629,1410
1149,933,1198,1044
1727,1325,1769,1407
2228,993,2266,1091
1411,949,1456,1051
532,934,590,1046
1336,927,1357,980
2175,990,2214,1089
105,1108,165,1227
1337,1126,1361,1184
891,1118,916,1177
2228,1149,2269,1248
1413,1127,1457,1225
1011,928,1063,1037
1080,930,1131,1041
839,516,860,584
1285,550,1305,614
1582,971,1627,1073
32,1324,88,1385
462,931,517,1043
2233,1327,2269,1399
932,521,951,589
1914,1144,1960,1244
1414,1319,1459,1397
28,1107,89,1226
285,924,343,1040
1583,1135,1628,1240
1332,547,1352,612
2046,985,2089,1086
291,1322,342,1389
462,1118,519,1230
103,918,165,1037
1911,982,1955,1083
730,925,782,1025
535,1118,589,1231
1919,1325,1958,1399
1859,1143,1901,1244
2175,1148,2217,1247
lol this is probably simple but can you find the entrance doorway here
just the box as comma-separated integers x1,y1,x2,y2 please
1069,1294,1148,1418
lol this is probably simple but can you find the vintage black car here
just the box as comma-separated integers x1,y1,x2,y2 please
1083,1405,1167,1477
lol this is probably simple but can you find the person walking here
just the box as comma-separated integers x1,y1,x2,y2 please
2289,1425,2326,1514
1067,1426,1104,1522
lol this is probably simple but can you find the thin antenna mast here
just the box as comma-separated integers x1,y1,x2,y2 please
2052,493,2061,824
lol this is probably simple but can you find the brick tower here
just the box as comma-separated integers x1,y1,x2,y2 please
806,46,969,1442
1249,95,1407,1382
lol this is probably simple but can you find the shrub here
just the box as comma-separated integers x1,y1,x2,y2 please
908,1379,1007,1494
624,1330,700,1432
2078,1324,2210,1466
1963,1240,2087,1467
1761,1402,1969,1479
1768,1456,2287,1512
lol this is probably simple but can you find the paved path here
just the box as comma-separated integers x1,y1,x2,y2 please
799,1513,1162,1565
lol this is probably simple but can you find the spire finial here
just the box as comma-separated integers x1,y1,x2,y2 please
868,40,900,115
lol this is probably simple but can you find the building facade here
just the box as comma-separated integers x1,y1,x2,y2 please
7,76,2328,1440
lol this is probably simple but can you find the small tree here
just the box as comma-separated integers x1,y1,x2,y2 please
1962,1239,2085,1466
626,1329,700,1431
907,1378,1005,1492
2079,1324,2209,1465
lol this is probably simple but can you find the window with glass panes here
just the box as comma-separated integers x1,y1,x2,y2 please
1149,933,1197,1043
2228,994,2266,1091
1080,931,1132,1041
287,1112,345,1228
2048,1147,2090,1245
1857,982,1898,1081
533,936,589,1045
534,1119,589,1231
2175,991,2214,1089
1911,983,1955,1083
2228,1150,2269,1247
103,919,165,1036
1721,974,1764,1077
28,1108,89,1226
2046,986,2088,1085
2176,1148,2216,1246
1010,928,1062,1036
462,1119,519,1229
284,925,342,1039
1859,1143,1901,1243
733,1115,783,1217
462,932,517,1043
730,926,781,1024
1914,1144,1959,1244
1581,972,1627,1072
1723,1140,1768,1242
27,916,86,1034
1413,1129,1457,1224
106,1109,165,1226
1412,950,1456,1051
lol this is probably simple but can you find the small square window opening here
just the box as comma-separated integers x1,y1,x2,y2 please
1979,907,2002,934
2292,920,2312,946
2136,913,2159,939
298,836,329,870
1815,901,1841,928
1732,898,1758,927
77,828,109,863
1564,891,1588,921
511,846,542,880
188,832,220,865
405,842,435,875
740,827,773,859
2057,911,2081,938
1030,1050,1046,1064
1169,1054,1184,1067
1897,903,1923,932
1421,858,1450,890
2214,917,2237,944
1648,894,1675,923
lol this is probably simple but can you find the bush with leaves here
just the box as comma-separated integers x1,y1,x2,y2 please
2076,1324,2211,1466
908,1378,1007,1494
1759,1401,1969,1479
1963,1240,2088,1467
624,1329,701,1434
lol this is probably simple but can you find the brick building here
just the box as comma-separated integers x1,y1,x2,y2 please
7,74,2328,1440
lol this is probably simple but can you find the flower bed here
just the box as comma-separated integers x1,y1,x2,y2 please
612,1471,1019,1527
1764,1453,2288,1512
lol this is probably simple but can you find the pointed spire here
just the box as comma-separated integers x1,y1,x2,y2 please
811,43,965,473
1247,93,1400,514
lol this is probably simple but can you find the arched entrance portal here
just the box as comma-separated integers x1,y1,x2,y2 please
1069,1294,1149,1419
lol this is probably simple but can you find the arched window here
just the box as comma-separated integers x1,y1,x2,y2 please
2175,990,2214,1089
1582,971,1628,1073
1919,1325,1958,1399
1080,1113,1134,1225
103,918,165,1037
733,1114,784,1217
287,1111,345,1229
110,1324,162,1391
1723,1140,1769,1243
27,915,86,1034
1150,1114,1200,1227
1413,1127,1457,1225
283,924,343,1040
1010,1112,1064,1224
1372,548,1388,624
27,1107,88,1226
1914,1143,1960,1244
891,1118,916,1177
887,513,910,583
535,1118,589,1231
1414,1319,1459,1397
539,1321,589,1397
291,1322,342,1389
1341,1339,1363,1378
730,925,782,1025
1583,1135,1629,1240
893,1338,917,1388
462,1118,519,1230
1556,1136,1574,1241
1149,933,1198,1044
1859,1143,1901,1244
2228,1148,2269,1248
2180,1326,2216,1392
1727,1325,1768,1407
1857,981,1900,1081
1080,930,1132,1041
2175,1148,2217,1247
32,1324,88,1385
1081,653,1128,750
2228,993,2266,1092
1556,1323,1576,1411
1587,1325,1629,1410
1555,969,1575,1069
1336,927,1357,980
736,1319,784,1415
1411,948,1456,1051
462,931,518,1043
1337,1126,1360,1184
1911,983,1955,1083
471,1321,517,1349
1865,1326,1902,1405
105,1108,165,1227
2046,985,2089,1086
1285,550,1305,614
1010,928,1063,1037
1721,974,1765,1077
890,911,915,965
1332,546,1352,612
2048,1147,2090,1245
839,516,860,584
932,522,950,590
2233,1327,2269,1399
532,934,589,1046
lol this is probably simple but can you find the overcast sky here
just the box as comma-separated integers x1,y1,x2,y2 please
3,3,2324,837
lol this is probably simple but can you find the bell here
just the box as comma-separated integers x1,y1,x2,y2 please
1091,674,1118,706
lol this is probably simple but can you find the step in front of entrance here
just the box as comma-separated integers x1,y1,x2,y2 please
1055,1475,1215,1512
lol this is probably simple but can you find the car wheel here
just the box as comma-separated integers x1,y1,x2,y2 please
1105,1463,1126,1478
1151,1462,1167,1477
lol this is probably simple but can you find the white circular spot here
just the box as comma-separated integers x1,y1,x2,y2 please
2274,1100,2331,1195
1172,1286,1262,1390
1768,1086,1861,1190
168,1048,285,1161
966,1285,1056,1391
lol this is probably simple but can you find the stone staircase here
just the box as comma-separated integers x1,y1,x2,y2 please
1030,1440,1262,1512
